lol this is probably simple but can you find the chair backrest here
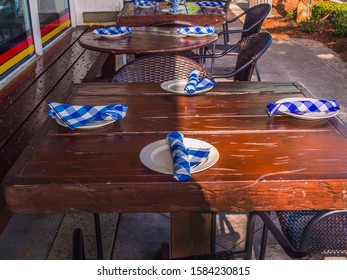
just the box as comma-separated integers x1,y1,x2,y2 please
233,32,272,81
112,53,211,83
276,210,347,257
242,3,271,39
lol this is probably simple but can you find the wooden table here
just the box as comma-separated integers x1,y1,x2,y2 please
4,81,347,258
118,1,226,27
79,26,218,55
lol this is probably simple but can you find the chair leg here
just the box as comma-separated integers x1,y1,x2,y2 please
232,212,258,259
72,228,85,260
255,63,261,81
259,224,268,260
94,213,104,260
210,43,216,75
211,212,216,254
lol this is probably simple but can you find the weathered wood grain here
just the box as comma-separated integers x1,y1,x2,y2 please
0,27,107,232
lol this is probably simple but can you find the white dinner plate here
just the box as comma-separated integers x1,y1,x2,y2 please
92,32,129,40
161,79,214,94
139,138,219,174
180,32,215,37
161,8,183,14
274,97,339,120
55,117,115,129
135,4,158,9
165,0,185,4
199,4,222,9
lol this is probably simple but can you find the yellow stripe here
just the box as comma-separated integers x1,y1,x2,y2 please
0,45,35,75
42,19,71,44
1,20,71,76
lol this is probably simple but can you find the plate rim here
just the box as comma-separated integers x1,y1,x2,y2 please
160,79,213,94
55,117,115,129
92,31,130,39
161,8,183,14
274,97,339,120
139,138,219,175
134,3,158,8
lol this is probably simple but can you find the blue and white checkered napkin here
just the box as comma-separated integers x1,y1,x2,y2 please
47,102,128,130
267,99,340,116
184,69,217,94
177,25,215,35
197,1,224,7
170,0,185,3
166,131,210,181
134,0,158,7
170,4,180,12
93,26,132,36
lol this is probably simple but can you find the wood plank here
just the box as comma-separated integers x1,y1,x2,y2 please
171,212,212,258
0,28,104,232
117,2,226,27
0,27,88,113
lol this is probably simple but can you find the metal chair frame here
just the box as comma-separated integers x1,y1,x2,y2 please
245,210,347,259
191,32,272,81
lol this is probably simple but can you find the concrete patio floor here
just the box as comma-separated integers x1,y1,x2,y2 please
0,1,346,260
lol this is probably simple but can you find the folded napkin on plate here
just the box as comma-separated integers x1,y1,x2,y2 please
267,99,340,116
166,131,210,181
170,4,180,12
184,69,217,94
197,1,224,7
93,26,132,36
134,0,158,7
177,25,215,35
47,102,128,130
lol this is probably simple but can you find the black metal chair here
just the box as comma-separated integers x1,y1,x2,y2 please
205,3,271,78
191,32,272,81
244,210,347,259
112,53,212,83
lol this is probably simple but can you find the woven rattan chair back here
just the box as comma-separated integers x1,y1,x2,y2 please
232,32,272,81
276,210,347,257
241,3,271,39
112,53,211,83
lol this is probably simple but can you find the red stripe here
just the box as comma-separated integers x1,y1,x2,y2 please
40,12,70,37
0,12,70,65
0,37,33,65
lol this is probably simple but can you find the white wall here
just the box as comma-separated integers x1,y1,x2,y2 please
73,0,123,25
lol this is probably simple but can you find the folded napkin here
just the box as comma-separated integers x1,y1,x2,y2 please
267,99,340,116
170,4,180,12
197,1,224,7
166,131,210,181
93,26,132,36
170,0,185,3
177,25,215,35
184,69,217,94
47,102,128,130
134,0,158,7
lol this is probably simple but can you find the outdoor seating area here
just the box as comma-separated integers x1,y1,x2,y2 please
0,0,347,263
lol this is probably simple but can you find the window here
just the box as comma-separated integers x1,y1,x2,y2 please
37,0,70,47
0,0,34,79
0,0,71,81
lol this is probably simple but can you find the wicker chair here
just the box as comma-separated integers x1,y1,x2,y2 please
112,53,212,83
192,32,272,81
243,210,347,259
219,3,271,46
206,3,271,79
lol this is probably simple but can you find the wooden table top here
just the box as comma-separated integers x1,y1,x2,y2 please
4,81,347,214
117,2,226,27
79,26,218,55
